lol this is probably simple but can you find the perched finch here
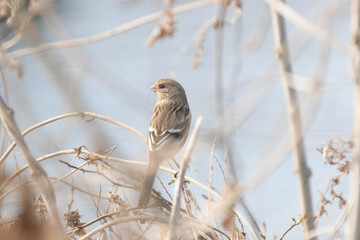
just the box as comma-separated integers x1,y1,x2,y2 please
138,78,191,207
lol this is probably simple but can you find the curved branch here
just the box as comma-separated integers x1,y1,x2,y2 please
0,111,146,165
1,0,216,64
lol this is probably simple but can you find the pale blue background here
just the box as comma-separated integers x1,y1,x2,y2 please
3,0,354,239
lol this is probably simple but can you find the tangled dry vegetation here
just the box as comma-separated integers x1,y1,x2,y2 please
0,113,254,239
0,0,359,239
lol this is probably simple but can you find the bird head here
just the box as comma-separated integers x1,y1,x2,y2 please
150,78,188,104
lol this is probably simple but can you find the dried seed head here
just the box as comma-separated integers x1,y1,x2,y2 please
147,9,176,47
64,210,83,228
33,196,48,223
108,186,126,208
316,138,351,223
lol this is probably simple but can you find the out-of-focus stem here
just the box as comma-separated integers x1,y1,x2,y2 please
270,1,316,239
347,0,360,239
0,95,64,238
166,117,202,240
214,0,228,136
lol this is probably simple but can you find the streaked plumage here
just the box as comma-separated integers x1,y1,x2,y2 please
138,78,191,207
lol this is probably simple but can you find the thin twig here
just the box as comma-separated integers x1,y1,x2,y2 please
0,111,146,165
78,216,157,240
57,160,132,188
279,218,303,240
67,206,148,233
208,139,215,213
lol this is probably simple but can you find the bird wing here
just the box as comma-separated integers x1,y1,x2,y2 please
148,103,191,152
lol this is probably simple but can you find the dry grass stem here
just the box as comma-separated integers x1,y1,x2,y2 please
213,0,228,136
167,116,202,240
192,18,214,69
270,0,316,238
346,0,360,238
279,217,303,240
147,0,175,47
78,216,157,240
0,95,64,237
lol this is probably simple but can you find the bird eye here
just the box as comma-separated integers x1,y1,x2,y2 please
158,84,165,89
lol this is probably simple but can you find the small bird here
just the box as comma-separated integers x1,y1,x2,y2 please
138,78,191,207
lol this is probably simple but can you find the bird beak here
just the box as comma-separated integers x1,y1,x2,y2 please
150,85,156,92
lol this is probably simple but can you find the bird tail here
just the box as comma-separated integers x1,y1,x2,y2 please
138,159,160,207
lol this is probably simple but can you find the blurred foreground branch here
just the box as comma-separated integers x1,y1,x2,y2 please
347,0,360,239
0,84,64,237
167,116,202,240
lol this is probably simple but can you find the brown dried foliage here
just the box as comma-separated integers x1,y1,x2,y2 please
0,188,53,240
316,138,353,221
147,9,176,47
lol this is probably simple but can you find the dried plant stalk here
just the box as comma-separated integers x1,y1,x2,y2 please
147,8,175,47
192,18,214,69
346,0,360,239
270,0,316,239
213,0,229,134
0,95,64,238
167,116,202,240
